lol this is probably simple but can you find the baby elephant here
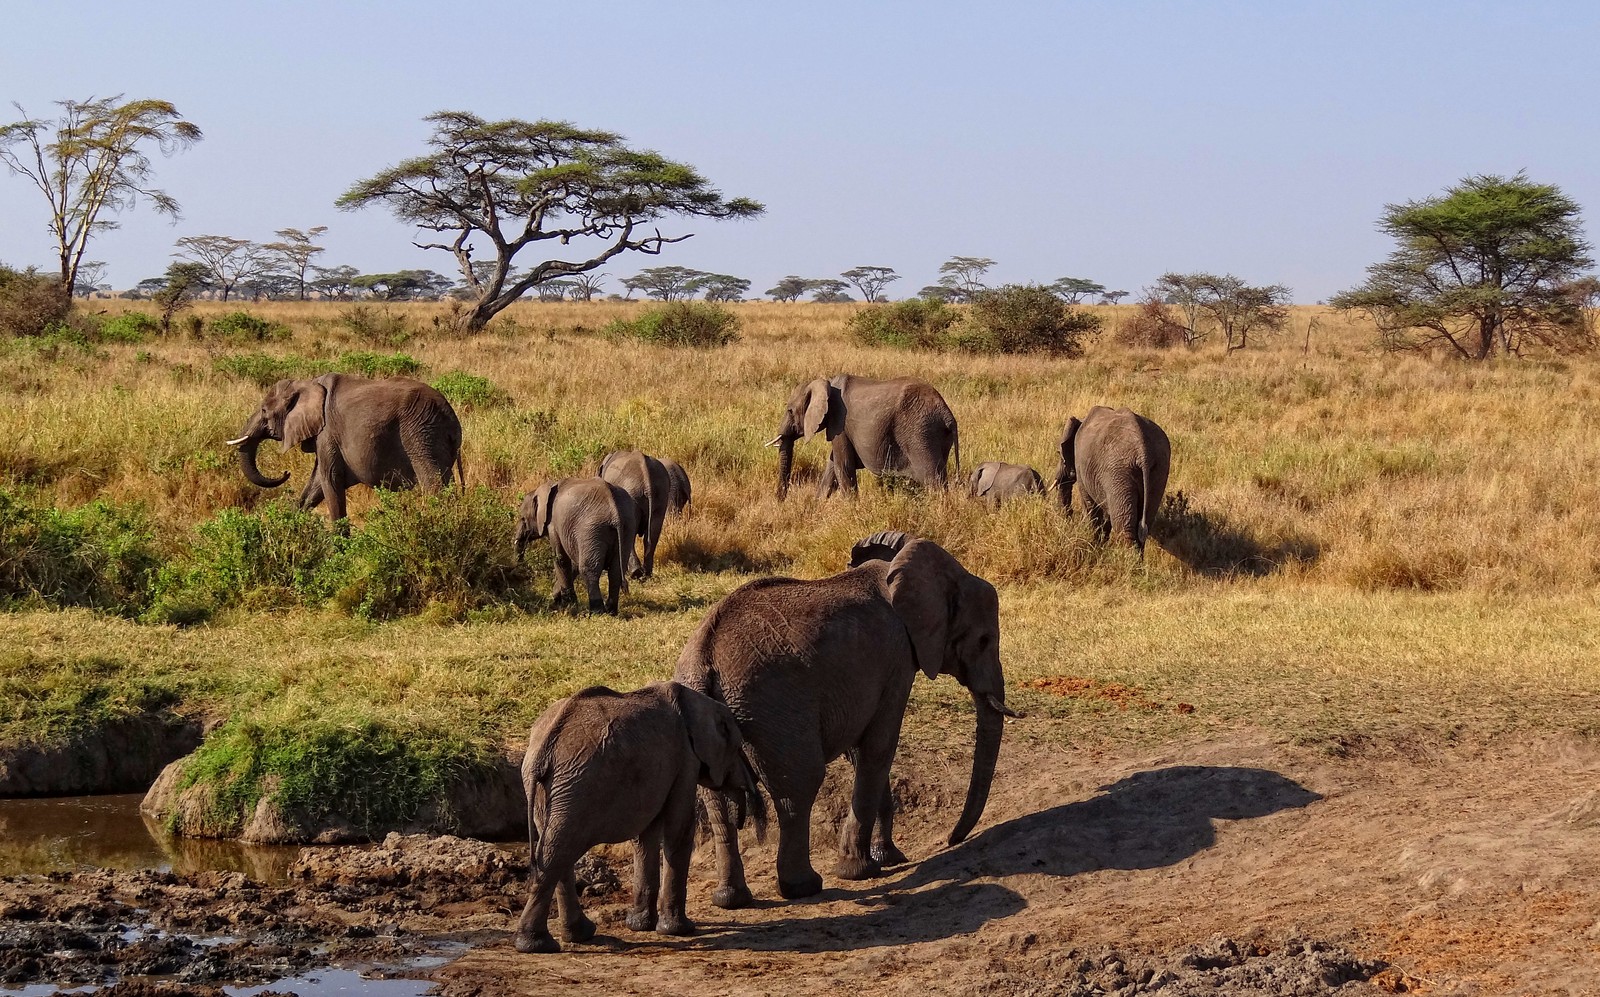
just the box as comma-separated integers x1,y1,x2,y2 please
968,461,1045,506
515,682,764,954
514,477,637,614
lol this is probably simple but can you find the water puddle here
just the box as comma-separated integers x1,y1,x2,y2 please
1,973,437,997
0,794,301,882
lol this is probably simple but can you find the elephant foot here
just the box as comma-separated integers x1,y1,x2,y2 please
587,599,605,613
624,908,658,932
561,916,596,943
656,915,695,937
871,842,910,867
833,853,883,881
777,871,824,899
711,884,753,909
514,931,559,954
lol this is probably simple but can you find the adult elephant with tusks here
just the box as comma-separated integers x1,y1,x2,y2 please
674,537,1017,906
227,374,462,520
1056,406,1170,555
768,374,959,499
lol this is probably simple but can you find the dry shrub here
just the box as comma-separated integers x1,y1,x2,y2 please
0,265,71,337
1115,294,1190,348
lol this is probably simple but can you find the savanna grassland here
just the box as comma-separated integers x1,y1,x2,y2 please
4,299,1600,829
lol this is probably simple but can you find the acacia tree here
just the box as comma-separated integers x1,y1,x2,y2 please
311,264,361,300
566,272,606,301
1151,272,1213,346
73,260,109,297
809,278,852,303
766,275,810,301
0,97,202,296
935,256,996,302
840,265,899,303
1330,173,1596,358
337,111,763,334
1196,274,1290,353
628,265,706,300
261,226,328,300
1047,277,1105,303
693,273,750,301
173,234,269,302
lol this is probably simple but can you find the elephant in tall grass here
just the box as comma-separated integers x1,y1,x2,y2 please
514,682,763,953
228,374,462,520
768,374,960,499
514,477,636,614
675,538,1015,906
1055,406,1171,554
968,461,1045,506
599,450,671,579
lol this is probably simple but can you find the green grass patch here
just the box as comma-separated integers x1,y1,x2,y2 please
605,301,739,347
430,370,511,410
206,310,290,342
0,489,163,616
212,351,423,387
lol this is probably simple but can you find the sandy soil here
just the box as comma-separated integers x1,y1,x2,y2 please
4,732,1599,996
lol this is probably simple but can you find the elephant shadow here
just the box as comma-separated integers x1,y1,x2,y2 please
656,765,1315,953
903,764,1321,887
1155,491,1320,578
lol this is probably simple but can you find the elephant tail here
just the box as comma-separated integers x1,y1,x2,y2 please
454,452,465,491
950,419,962,479
614,518,630,596
1138,458,1155,550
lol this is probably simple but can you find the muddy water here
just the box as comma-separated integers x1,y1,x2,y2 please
0,794,301,881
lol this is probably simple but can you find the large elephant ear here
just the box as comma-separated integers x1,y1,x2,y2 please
281,380,328,453
885,539,960,680
668,682,742,789
801,378,834,439
598,451,618,478
1058,417,1082,483
533,481,558,537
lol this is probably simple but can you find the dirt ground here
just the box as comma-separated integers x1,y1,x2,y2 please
4,731,1599,996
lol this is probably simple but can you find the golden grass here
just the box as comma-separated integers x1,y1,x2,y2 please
6,300,1600,755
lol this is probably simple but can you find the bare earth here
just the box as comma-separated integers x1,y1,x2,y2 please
5,732,1599,996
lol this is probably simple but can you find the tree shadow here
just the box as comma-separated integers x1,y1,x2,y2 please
1155,491,1320,578
629,764,1319,953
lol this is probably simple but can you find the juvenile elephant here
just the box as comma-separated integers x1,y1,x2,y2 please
1055,406,1171,554
228,374,462,521
514,477,636,614
660,457,692,517
768,374,960,500
598,450,671,579
675,539,1016,906
968,462,1045,506
515,682,763,953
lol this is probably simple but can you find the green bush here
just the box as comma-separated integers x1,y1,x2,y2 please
0,265,71,338
212,352,310,387
952,284,1101,356
0,489,163,616
335,350,423,379
174,707,494,837
605,301,739,347
145,502,346,623
338,304,413,347
430,370,511,410
206,310,290,342
328,488,530,620
847,299,959,350
97,311,161,344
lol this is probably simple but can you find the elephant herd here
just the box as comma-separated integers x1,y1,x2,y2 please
223,370,1173,954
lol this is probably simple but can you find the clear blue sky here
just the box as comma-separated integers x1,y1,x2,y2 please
3,0,1598,301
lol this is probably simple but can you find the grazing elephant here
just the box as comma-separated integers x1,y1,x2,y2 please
515,682,764,954
598,450,671,579
514,477,636,614
675,539,1017,906
660,457,692,517
227,374,462,521
968,462,1045,506
1055,406,1171,554
768,374,960,500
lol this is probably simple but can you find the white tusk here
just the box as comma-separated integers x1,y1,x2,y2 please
765,436,783,448
225,435,250,446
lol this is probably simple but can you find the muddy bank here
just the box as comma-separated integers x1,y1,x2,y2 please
0,715,201,797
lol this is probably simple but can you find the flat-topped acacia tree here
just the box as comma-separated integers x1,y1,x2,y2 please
337,111,763,334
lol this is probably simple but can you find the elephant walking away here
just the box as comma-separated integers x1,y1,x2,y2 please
660,457,692,516
514,477,636,614
598,450,671,579
968,461,1045,506
768,374,959,500
1055,406,1171,554
227,374,462,521
515,682,763,953
675,538,1016,906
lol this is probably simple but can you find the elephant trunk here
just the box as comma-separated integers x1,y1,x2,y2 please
776,436,795,501
947,691,1005,846
235,418,289,489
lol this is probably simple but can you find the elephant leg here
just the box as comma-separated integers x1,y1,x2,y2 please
626,824,663,932
550,547,577,609
642,513,663,580
627,518,647,579
829,436,862,497
763,741,826,898
297,459,325,510
836,722,900,880
704,787,753,909
1087,500,1112,544
580,561,605,613
816,455,840,499
514,859,569,954
604,551,623,615
871,773,909,867
556,869,595,943
656,787,697,936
